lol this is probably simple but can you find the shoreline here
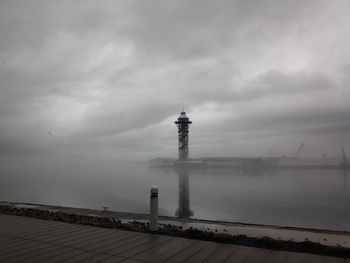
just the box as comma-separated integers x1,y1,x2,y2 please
0,201,349,258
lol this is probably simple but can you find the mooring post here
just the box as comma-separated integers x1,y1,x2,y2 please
150,185,159,231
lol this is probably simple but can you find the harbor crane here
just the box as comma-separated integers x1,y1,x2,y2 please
267,146,276,157
294,142,305,158
341,145,347,164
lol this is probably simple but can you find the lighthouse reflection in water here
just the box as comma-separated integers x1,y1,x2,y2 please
175,167,193,218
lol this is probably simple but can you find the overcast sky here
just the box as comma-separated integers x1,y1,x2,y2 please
1,0,350,160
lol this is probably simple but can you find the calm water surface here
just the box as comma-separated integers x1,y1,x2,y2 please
1,157,349,231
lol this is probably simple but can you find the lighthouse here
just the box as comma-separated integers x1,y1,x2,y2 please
174,111,192,161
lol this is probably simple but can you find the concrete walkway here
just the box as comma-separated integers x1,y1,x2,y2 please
0,214,347,263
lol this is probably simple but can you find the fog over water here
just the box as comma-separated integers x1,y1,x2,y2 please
1,158,349,231
1,1,350,231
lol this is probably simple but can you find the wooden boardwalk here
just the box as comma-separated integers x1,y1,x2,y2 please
0,214,347,263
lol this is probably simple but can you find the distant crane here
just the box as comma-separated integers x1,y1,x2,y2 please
267,146,276,157
341,145,347,164
294,142,305,158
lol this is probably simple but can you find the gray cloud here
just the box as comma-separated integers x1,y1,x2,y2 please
1,0,350,159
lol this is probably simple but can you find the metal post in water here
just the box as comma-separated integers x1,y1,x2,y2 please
150,185,159,231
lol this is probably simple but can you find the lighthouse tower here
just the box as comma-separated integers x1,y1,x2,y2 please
175,111,192,160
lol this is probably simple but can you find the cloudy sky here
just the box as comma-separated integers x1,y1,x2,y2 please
1,0,350,160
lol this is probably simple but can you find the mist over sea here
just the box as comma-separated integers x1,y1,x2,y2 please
1,157,349,231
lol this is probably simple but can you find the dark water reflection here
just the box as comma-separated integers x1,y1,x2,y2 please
0,157,349,231
174,167,193,218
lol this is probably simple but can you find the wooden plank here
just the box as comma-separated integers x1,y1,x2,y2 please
59,230,117,247
8,227,97,249
261,250,287,263
284,251,304,263
162,240,208,263
22,247,76,263
3,244,68,263
77,254,124,263
35,227,110,245
0,234,15,242
0,214,51,226
113,235,170,257
100,234,153,256
181,242,222,263
56,251,104,263
202,244,238,263
0,236,30,250
0,215,87,233
0,220,54,233
131,236,195,263
64,229,132,248
91,233,149,254
1,218,94,239
3,244,55,263
0,221,68,237
0,214,77,230
303,253,329,263
35,248,89,263
0,239,45,257
323,256,347,263
0,239,43,253
0,237,19,250
222,245,254,263
240,247,269,263
0,242,51,262
6,246,69,263
119,258,145,263
2,224,81,241
78,231,138,251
